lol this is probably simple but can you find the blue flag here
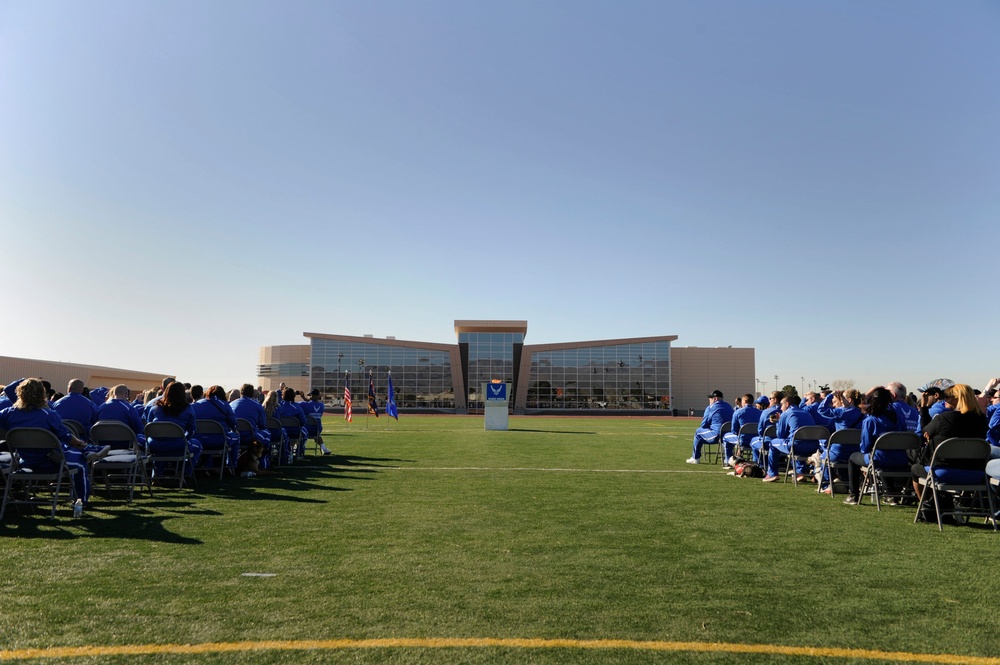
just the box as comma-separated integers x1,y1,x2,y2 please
386,372,399,420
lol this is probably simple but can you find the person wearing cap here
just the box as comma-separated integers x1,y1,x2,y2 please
721,394,761,468
299,388,331,455
763,394,820,482
686,390,734,465
917,386,950,435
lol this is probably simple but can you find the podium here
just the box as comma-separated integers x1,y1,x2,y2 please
483,382,510,430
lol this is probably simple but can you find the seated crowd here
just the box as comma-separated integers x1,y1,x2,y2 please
0,377,333,510
687,379,1000,522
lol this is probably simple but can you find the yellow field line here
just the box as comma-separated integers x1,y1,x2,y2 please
1,638,997,663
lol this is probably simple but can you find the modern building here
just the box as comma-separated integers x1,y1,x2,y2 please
258,321,755,416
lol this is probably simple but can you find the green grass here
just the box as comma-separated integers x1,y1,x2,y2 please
1,415,999,664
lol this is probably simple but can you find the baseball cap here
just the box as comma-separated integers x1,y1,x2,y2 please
708,390,724,399
755,395,770,406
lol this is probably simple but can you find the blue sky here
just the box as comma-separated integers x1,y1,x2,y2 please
1,0,998,395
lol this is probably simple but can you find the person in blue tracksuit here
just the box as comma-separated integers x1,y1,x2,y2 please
721,394,761,467
96,384,147,449
89,386,109,407
275,388,307,463
764,394,820,481
803,392,833,430
192,385,241,472
750,392,782,465
299,388,332,455
232,383,273,470
843,387,905,504
886,382,919,432
686,390,734,464
52,379,99,440
0,378,23,410
0,378,109,505
816,389,864,487
146,381,202,477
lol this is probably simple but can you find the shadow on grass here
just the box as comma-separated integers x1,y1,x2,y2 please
0,508,203,544
330,454,416,467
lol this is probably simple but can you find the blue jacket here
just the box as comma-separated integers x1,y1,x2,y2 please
730,406,762,444
0,406,74,467
891,401,920,432
96,398,144,437
52,392,99,434
758,405,781,436
987,408,1000,446
805,401,833,429
299,400,324,436
775,405,818,444
860,412,906,467
700,400,734,434
817,394,863,431
0,378,24,410
232,397,268,430
147,404,197,439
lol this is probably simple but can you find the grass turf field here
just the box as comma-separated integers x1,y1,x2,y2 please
1,415,998,664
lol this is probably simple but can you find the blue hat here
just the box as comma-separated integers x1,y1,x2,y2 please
755,395,770,405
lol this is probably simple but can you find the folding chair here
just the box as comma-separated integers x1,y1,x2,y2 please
753,424,777,467
143,421,195,489
90,420,152,502
0,428,78,519
0,427,9,475
195,419,231,479
782,426,830,486
305,414,324,455
702,422,729,466
280,417,304,463
62,419,87,440
817,428,861,496
858,431,922,510
914,437,996,531
265,417,286,465
736,423,758,460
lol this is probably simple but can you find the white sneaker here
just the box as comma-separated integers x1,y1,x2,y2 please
685,457,699,465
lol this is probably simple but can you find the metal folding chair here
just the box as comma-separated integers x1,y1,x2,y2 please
90,420,152,502
858,432,921,510
195,419,231,479
143,421,195,489
1,428,78,519
914,437,996,531
817,428,861,496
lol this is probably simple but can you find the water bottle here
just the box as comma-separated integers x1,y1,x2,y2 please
73,499,83,518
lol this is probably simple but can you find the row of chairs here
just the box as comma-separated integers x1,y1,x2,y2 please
1,414,323,519
704,422,998,531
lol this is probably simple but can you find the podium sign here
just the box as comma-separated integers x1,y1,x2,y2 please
483,382,510,430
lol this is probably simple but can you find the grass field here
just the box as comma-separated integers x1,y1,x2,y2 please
2,415,999,664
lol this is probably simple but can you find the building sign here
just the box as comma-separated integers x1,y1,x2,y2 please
486,382,507,402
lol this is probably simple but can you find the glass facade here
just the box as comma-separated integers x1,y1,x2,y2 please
525,342,671,410
458,332,524,409
310,339,455,409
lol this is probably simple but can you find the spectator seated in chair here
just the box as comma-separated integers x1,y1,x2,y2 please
686,390,734,465
763,394,819,482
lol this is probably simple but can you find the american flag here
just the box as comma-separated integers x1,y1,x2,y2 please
344,374,352,422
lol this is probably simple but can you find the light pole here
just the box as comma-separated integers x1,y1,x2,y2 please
774,375,779,393
755,378,760,395
801,376,805,395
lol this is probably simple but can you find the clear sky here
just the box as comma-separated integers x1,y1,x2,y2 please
1,0,998,396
